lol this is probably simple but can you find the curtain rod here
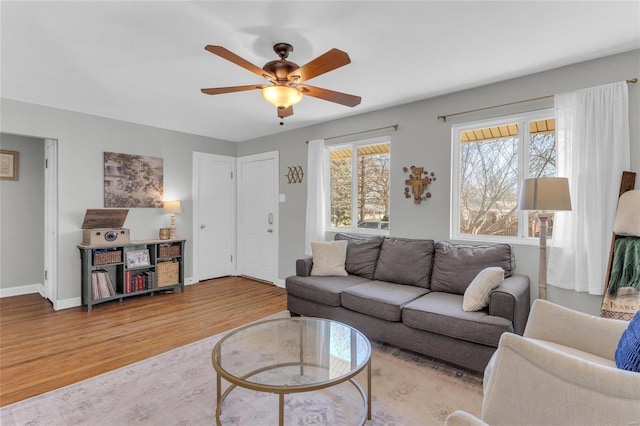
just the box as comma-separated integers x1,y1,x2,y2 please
306,124,399,143
437,78,638,122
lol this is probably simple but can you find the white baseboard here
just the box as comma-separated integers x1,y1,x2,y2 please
0,283,45,298
53,297,82,310
274,278,285,288
0,284,79,311
1,277,269,310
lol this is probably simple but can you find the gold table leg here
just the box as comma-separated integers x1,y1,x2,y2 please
216,373,222,426
279,393,285,426
367,359,372,420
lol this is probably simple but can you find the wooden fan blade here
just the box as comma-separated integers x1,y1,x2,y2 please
201,85,265,95
278,106,294,118
204,45,274,80
297,84,361,107
287,49,351,83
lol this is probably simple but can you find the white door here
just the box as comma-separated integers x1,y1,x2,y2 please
44,139,58,303
238,151,278,283
193,153,235,281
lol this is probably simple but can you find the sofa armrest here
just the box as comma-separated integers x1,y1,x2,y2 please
523,299,628,360
488,274,530,335
295,256,314,277
482,332,640,426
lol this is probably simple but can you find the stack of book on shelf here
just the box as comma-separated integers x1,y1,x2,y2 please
124,270,156,293
91,270,117,300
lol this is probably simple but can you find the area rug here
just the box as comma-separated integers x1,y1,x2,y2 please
0,312,483,425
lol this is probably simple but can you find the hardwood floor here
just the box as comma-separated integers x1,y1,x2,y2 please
0,277,287,407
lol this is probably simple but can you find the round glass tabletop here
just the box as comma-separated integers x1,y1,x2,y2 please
212,317,371,391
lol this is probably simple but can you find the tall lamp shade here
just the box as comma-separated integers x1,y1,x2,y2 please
518,177,572,300
163,201,182,238
518,177,572,212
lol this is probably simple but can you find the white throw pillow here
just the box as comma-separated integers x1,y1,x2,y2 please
613,190,640,237
462,267,505,312
310,240,348,276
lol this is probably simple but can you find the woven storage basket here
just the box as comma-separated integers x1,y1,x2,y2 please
93,250,122,266
159,244,181,258
157,261,179,287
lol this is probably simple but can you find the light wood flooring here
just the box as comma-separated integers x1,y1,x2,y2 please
0,277,287,407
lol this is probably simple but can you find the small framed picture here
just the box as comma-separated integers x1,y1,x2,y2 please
0,150,19,181
126,249,150,268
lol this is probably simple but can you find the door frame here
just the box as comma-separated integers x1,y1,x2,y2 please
192,152,237,283
236,150,279,284
44,139,58,304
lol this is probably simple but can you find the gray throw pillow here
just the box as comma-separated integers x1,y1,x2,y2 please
334,233,384,279
373,237,435,288
430,241,515,295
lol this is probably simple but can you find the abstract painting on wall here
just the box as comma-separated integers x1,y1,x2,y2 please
104,152,163,208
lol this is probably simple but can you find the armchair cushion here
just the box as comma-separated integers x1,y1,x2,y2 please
615,310,640,371
482,300,640,426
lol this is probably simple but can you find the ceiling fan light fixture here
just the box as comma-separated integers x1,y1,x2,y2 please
261,85,303,108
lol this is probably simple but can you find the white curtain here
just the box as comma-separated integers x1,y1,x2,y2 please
548,82,630,295
305,139,327,255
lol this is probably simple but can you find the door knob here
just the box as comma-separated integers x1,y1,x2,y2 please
200,224,206,229
267,228,273,233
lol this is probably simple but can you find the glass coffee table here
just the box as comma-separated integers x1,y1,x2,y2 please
211,317,372,426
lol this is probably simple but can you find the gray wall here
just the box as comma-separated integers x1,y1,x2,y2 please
1,50,637,314
0,100,236,302
0,134,45,290
238,50,640,315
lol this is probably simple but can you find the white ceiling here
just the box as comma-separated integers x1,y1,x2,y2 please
2,1,639,142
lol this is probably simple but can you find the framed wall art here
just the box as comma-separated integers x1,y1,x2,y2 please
126,249,150,268
0,150,19,181
104,152,163,207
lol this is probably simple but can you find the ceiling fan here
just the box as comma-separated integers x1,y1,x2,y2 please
201,43,361,122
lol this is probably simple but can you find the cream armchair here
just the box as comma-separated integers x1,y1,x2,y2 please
446,299,640,426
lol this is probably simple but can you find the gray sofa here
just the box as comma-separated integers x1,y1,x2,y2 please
285,234,530,372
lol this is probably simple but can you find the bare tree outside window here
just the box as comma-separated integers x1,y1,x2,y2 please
459,135,519,236
527,129,557,238
357,151,390,226
330,141,390,232
456,116,556,239
330,154,352,228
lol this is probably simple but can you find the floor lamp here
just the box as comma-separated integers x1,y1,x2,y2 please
518,177,572,300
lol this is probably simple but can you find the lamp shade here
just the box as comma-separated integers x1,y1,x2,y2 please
261,85,303,108
163,200,182,214
518,177,572,211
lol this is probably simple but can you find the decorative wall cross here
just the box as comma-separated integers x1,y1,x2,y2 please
403,166,436,204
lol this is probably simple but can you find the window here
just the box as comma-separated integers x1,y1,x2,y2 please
451,110,556,242
328,137,390,234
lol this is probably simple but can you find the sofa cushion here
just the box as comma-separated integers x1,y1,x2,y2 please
431,241,515,295
374,237,435,288
402,292,513,347
341,281,429,322
285,275,370,306
310,240,348,276
334,233,384,279
463,267,505,312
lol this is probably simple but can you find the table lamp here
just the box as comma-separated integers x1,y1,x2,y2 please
163,200,182,239
518,177,572,300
